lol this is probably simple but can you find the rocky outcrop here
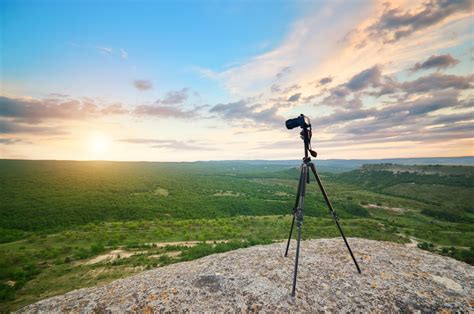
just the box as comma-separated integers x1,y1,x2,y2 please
20,238,473,312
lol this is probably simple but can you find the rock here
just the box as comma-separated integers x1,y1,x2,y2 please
193,275,223,292
431,275,464,293
18,238,474,312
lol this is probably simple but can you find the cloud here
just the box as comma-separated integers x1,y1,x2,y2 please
119,138,217,151
0,119,66,135
389,90,461,116
48,93,69,98
253,140,299,150
366,0,471,43
0,138,24,145
315,123,473,147
0,93,202,130
0,96,129,124
120,48,128,59
458,97,474,109
133,80,153,91
159,88,189,105
400,73,472,94
313,108,377,127
154,2,473,157
195,0,471,111
332,119,474,146
276,66,291,79
319,64,472,109
410,54,460,72
319,77,332,85
345,65,382,91
287,93,301,102
313,88,473,147
96,46,129,59
96,46,113,55
431,112,474,125
282,84,300,94
319,66,385,108
271,84,281,93
194,1,375,96
209,100,284,127
101,104,129,114
133,104,196,118
296,58,473,148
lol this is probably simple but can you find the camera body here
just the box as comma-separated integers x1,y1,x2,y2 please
285,114,311,130
285,114,317,158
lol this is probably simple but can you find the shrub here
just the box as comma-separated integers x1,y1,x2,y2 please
0,282,15,301
90,243,105,255
417,242,434,251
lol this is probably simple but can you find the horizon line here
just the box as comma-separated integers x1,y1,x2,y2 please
1,155,473,163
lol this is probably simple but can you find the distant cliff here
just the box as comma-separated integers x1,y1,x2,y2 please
20,238,473,312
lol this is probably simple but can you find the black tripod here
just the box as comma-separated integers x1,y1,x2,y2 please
283,115,361,297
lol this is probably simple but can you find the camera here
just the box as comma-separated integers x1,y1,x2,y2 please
285,114,311,129
285,114,317,158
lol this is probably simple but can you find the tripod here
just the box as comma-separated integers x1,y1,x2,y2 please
284,117,361,297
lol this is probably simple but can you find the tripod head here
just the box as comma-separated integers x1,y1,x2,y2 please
285,114,317,159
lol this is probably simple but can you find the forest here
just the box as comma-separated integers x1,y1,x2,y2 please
0,159,472,311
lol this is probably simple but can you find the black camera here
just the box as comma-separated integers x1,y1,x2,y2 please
285,114,311,129
285,113,317,158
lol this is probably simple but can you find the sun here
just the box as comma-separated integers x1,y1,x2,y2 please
88,134,110,156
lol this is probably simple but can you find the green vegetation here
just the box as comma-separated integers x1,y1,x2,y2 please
417,242,474,265
0,160,472,311
333,164,474,223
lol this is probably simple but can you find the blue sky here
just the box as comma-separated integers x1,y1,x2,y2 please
0,0,473,161
2,1,310,102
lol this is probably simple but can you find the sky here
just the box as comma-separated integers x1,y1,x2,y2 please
0,0,473,161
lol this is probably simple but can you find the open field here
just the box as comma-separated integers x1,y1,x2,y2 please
0,159,473,311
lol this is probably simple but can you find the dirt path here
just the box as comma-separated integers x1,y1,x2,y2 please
0,233,60,247
364,203,408,213
77,240,232,265
144,240,230,248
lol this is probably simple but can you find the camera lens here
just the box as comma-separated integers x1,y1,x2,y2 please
285,118,300,129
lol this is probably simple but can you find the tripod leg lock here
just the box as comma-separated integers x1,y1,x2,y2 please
331,211,339,221
295,208,304,227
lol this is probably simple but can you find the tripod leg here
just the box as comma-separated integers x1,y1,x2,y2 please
285,165,304,257
292,223,302,297
291,164,307,297
284,215,295,257
309,163,362,274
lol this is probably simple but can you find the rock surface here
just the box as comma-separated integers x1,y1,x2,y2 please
20,238,473,312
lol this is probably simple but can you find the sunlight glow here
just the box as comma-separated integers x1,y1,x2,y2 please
88,134,110,156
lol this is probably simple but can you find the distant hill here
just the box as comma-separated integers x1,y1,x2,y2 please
359,164,474,176
336,163,474,190
2,157,473,173
333,163,474,224
208,156,474,172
